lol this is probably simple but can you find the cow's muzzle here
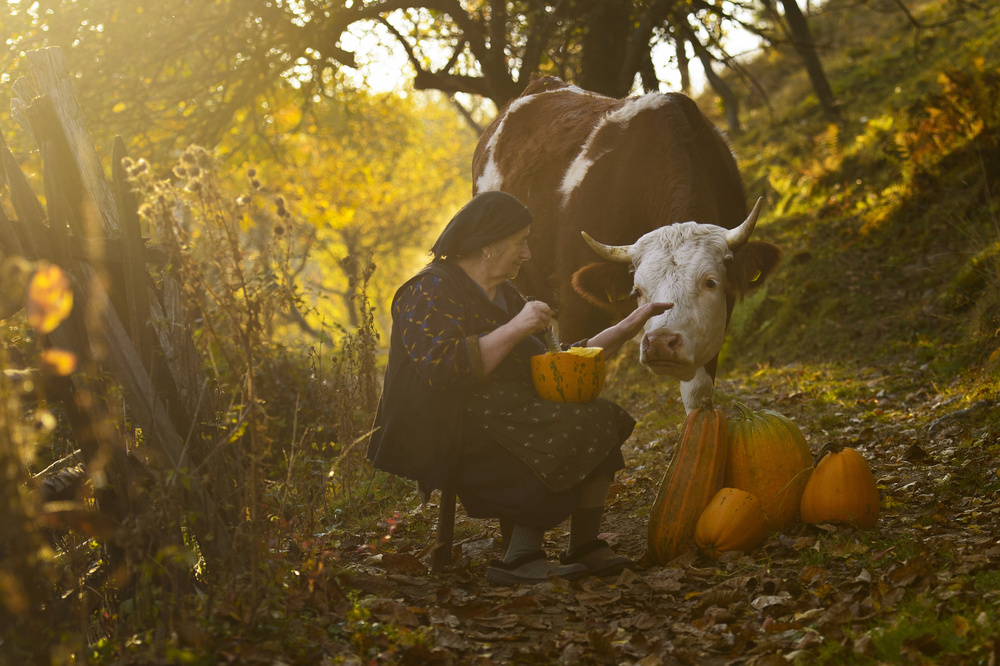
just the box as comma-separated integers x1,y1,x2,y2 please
640,330,696,378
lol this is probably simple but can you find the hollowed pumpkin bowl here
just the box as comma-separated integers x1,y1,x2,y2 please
530,347,605,403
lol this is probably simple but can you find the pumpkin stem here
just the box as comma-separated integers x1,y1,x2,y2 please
733,401,753,420
815,440,845,465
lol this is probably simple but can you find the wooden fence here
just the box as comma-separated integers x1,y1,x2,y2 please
1,47,244,572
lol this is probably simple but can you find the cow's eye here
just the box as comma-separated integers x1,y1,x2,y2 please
630,285,644,299
705,278,718,289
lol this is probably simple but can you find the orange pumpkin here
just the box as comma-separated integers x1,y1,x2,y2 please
695,488,768,559
800,443,880,529
725,403,813,533
645,406,728,565
530,347,605,403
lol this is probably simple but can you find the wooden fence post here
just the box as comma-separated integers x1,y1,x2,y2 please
1,46,249,573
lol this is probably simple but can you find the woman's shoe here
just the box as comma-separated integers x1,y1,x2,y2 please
560,538,635,577
486,550,588,585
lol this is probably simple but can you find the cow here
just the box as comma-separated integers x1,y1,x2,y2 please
472,76,782,412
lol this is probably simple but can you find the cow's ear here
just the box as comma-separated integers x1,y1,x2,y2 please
728,241,783,296
572,262,637,316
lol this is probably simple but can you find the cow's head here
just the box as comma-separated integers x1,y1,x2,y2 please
576,198,781,381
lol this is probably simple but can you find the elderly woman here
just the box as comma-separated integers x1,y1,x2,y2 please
367,192,670,585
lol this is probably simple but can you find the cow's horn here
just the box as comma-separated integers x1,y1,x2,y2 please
724,197,764,249
581,231,633,263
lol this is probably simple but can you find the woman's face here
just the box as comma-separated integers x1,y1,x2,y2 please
488,226,532,282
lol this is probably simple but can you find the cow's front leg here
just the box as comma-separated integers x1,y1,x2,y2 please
680,367,715,413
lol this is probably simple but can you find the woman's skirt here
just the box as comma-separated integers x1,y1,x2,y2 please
454,379,635,529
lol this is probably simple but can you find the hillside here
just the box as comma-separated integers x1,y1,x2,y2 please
711,0,1000,380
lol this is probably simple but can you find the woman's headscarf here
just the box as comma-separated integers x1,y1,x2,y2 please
430,191,533,261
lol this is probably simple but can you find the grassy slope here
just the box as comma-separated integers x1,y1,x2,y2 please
713,0,1000,381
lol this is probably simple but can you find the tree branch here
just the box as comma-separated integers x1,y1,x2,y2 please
448,96,484,135
685,9,774,120
349,0,518,104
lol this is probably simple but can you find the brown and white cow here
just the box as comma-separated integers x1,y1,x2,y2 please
472,76,782,412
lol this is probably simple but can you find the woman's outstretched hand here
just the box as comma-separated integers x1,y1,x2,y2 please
617,301,673,339
587,301,673,355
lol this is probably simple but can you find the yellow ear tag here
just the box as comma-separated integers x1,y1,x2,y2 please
751,270,762,283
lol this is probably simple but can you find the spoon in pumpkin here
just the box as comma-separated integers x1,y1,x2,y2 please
542,324,560,354
525,297,561,354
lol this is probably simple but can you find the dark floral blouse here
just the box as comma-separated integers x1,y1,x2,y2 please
367,260,632,495
393,269,545,391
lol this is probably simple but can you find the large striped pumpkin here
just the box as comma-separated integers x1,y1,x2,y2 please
645,407,728,565
530,347,605,403
725,403,813,533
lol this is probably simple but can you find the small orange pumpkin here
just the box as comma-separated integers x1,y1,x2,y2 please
530,347,605,403
800,443,880,529
725,403,813,533
695,488,768,559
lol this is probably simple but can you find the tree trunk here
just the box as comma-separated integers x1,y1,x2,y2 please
779,0,838,116
580,0,633,97
698,52,742,135
676,36,692,95
638,49,659,92
683,28,741,134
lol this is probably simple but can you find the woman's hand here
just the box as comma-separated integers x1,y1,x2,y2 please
509,299,554,338
587,301,672,355
478,299,554,375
